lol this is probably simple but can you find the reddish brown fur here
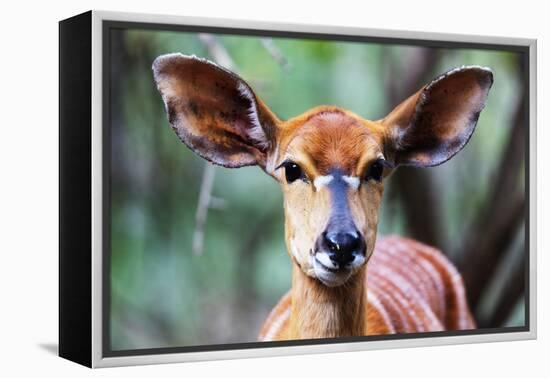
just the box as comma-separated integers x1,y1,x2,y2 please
271,106,386,176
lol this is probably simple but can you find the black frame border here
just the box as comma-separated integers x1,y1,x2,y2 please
59,11,93,367
101,19,531,359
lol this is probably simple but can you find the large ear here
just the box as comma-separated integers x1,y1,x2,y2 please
382,66,493,167
152,53,280,168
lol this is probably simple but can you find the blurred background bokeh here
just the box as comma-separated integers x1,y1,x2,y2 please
108,27,527,351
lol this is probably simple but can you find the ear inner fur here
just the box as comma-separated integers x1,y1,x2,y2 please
152,53,280,169
382,66,493,167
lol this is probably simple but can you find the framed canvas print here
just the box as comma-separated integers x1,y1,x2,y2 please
59,10,537,368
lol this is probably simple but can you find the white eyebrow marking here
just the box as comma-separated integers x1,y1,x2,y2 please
313,175,334,190
342,175,360,190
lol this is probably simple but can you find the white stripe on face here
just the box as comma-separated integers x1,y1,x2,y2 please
313,175,334,191
342,175,360,190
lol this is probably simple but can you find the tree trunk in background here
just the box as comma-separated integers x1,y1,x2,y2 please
389,168,445,248
458,93,527,311
485,244,526,327
385,48,447,251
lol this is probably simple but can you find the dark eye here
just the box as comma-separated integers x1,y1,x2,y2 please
284,162,304,183
365,159,384,182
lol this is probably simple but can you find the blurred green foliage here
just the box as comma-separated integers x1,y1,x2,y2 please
109,28,525,350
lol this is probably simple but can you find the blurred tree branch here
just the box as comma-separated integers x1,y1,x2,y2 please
198,33,235,69
191,34,236,256
261,38,292,72
484,242,526,328
192,163,216,255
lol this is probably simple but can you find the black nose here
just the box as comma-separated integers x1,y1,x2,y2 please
321,231,364,267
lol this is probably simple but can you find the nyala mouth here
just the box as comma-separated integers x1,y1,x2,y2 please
314,257,340,273
313,249,352,273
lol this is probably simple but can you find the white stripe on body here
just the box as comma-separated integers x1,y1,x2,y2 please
262,308,291,341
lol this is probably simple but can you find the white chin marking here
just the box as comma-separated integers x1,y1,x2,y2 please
342,175,360,190
313,175,334,191
311,256,351,287
311,252,367,287
315,252,337,269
